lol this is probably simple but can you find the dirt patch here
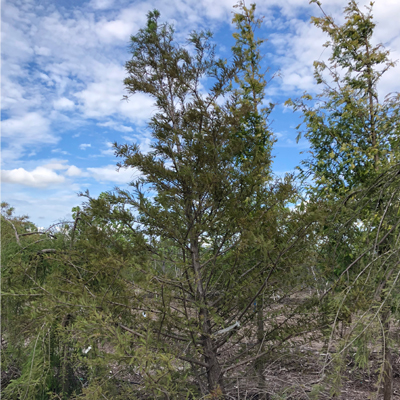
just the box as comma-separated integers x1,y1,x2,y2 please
223,343,400,399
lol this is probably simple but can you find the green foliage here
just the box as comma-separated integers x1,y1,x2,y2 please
5,2,400,399
287,0,400,194
1,199,192,399
105,3,318,395
287,2,400,398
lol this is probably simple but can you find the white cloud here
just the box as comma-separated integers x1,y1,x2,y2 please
98,120,133,132
34,45,52,57
1,73,27,111
42,162,69,170
74,64,155,122
267,20,328,95
87,165,141,184
121,135,153,154
53,97,75,110
1,167,65,188
100,141,116,156
79,143,92,150
52,148,70,155
195,0,234,20
2,190,83,228
89,0,115,10
65,165,87,177
1,112,54,142
1,113,57,163
96,19,133,42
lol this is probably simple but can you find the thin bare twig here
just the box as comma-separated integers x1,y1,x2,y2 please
4,219,21,246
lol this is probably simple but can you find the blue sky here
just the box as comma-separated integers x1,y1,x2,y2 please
2,0,400,228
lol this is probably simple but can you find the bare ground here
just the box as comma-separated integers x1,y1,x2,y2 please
224,340,400,399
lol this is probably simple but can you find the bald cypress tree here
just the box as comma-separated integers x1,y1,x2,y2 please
113,4,275,392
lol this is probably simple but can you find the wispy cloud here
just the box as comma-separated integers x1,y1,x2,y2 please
97,120,133,132
51,148,70,155
87,164,141,184
100,142,116,156
1,113,57,163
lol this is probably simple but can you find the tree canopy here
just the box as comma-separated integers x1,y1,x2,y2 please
2,2,400,399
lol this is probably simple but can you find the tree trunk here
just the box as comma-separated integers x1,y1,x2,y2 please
191,237,224,393
255,298,267,398
203,328,224,392
61,314,71,398
382,310,393,400
377,269,394,400
61,343,69,397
